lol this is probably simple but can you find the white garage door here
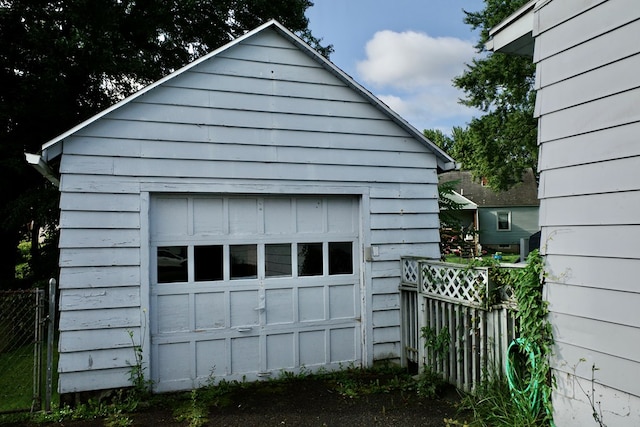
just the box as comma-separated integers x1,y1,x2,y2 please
149,195,361,392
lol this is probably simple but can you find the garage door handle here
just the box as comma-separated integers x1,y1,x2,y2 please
237,327,252,332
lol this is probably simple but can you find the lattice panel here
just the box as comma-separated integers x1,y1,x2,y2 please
419,263,489,305
401,258,420,285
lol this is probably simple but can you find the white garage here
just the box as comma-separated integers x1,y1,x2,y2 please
30,20,454,394
150,195,361,391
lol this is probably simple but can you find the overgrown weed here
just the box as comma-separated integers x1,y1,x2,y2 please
458,375,543,427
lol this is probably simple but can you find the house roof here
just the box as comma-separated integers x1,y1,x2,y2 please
439,169,539,207
444,191,477,211
38,20,456,171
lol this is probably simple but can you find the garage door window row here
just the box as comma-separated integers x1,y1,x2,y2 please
157,242,353,284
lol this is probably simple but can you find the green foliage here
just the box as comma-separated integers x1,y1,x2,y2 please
459,250,554,426
11,365,451,425
424,128,455,154
414,367,448,399
173,389,209,427
422,326,451,367
438,179,465,230
34,389,139,425
459,373,542,426
510,251,552,353
0,0,330,286
452,0,538,191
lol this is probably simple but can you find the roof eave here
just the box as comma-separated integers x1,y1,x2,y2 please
486,0,536,57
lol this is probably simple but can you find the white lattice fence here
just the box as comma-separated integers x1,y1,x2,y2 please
420,261,490,306
400,258,520,392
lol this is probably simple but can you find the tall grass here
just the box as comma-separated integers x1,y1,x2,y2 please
0,343,58,413
458,375,545,427
0,345,35,412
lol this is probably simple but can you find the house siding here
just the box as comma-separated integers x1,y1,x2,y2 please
477,206,538,246
534,1,640,425
54,27,442,393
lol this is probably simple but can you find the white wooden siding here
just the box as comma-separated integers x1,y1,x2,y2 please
535,1,640,424
538,122,640,170
533,0,637,62
534,19,640,90
55,27,441,393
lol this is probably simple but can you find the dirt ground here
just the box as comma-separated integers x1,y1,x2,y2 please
6,372,468,427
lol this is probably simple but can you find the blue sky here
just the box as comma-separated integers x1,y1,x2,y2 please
305,0,486,134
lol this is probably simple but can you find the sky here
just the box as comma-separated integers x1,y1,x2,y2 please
305,0,486,135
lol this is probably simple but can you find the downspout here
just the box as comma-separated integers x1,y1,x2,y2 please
24,153,60,187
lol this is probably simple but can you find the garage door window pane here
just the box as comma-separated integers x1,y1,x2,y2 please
195,245,223,282
265,244,292,277
230,245,257,279
329,242,353,275
157,246,188,283
298,243,323,276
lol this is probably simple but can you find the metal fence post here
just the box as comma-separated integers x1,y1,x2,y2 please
46,278,56,412
31,289,43,412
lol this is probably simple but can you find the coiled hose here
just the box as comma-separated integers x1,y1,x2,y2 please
505,338,555,426
506,337,540,413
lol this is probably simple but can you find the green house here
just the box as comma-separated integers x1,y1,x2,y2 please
439,169,539,254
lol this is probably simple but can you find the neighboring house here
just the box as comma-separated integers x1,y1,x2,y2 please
439,169,539,254
26,20,455,395
439,190,479,257
489,1,640,425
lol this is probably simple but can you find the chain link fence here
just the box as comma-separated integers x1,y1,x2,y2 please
0,288,48,413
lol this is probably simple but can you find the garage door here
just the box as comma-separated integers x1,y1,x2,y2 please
149,195,362,392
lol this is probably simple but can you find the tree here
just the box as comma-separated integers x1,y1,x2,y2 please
452,0,537,191
0,0,331,288
423,126,470,163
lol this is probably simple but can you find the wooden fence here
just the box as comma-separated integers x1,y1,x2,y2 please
400,257,520,392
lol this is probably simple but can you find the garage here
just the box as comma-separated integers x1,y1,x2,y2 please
149,194,361,391
36,20,452,394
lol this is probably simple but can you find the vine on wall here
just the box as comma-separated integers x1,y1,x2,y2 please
507,250,554,425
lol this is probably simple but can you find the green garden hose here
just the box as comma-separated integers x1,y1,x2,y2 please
506,337,540,414
506,337,555,426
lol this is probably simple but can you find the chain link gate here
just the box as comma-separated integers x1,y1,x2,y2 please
0,282,55,413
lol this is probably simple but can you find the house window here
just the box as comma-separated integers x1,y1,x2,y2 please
497,211,511,231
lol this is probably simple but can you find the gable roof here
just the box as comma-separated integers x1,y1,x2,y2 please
439,169,539,207
38,20,455,171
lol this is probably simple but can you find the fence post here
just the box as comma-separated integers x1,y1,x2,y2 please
46,278,56,412
32,289,43,412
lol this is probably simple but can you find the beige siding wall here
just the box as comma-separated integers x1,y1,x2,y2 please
55,28,441,392
535,1,640,425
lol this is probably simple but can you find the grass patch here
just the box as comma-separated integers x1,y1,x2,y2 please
457,375,545,427
0,342,59,413
0,345,37,412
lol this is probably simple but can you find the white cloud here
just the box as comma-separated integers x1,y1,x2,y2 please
356,30,479,132
357,30,475,90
